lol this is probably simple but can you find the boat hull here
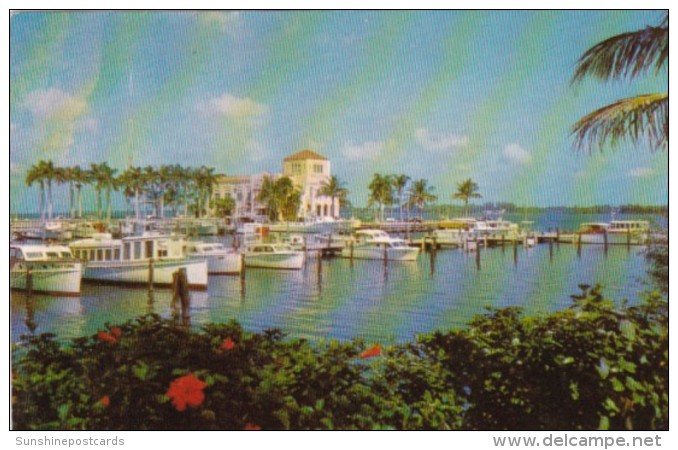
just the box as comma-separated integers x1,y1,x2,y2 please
10,263,83,296
579,233,647,245
205,253,242,275
244,252,304,269
82,258,208,290
341,246,419,261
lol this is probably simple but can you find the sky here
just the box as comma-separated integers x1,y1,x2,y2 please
9,10,668,213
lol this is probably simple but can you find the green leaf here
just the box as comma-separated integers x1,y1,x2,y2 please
611,377,625,392
598,415,610,430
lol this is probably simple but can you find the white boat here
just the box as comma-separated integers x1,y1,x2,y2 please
243,243,305,270
184,241,242,274
72,221,100,239
431,228,471,246
340,229,419,261
196,220,218,236
69,232,208,290
607,220,650,245
44,221,73,240
576,223,610,244
10,244,83,296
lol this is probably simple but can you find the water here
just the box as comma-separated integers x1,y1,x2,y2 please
11,238,653,345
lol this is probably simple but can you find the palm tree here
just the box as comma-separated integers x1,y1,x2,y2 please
391,174,410,221
59,166,77,219
406,179,437,220
453,178,482,216
368,173,393,222
42,160,56,220
91,163,118,220
118,166,144,220
70,165,88,219
318,175,349,219
25,162,47,222
572,13,667,151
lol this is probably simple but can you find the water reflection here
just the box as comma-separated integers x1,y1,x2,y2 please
11,244,650,344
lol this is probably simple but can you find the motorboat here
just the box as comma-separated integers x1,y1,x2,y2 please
243,243,305,270
607,220,650,245
10,244,83,296
184,241,242,274
69,232,208,290
576,223,610,244
340,229,419,261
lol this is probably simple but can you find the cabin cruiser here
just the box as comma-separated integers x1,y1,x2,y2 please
576,223,610,244
340,229,419,261
242,243,305,270
69,232,208,290
607,220,650,245
184,241,242,274
10,244,83,296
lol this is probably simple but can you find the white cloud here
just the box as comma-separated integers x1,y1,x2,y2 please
22,88,87,119
200,94,268,121
503,143,532,165
628,167,654,178
202,11,242,34
342,141,384,161
415,128,468,152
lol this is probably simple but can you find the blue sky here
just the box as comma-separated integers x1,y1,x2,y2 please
9,10,668,213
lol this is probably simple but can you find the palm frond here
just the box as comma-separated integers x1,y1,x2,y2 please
572,20,667,83
572,93,667,152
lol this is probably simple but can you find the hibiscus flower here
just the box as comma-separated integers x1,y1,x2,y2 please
166,373,207,412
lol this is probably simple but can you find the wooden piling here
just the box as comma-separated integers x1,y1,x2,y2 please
349,240,354,266
501,233,506,253
26,265,33,297
383,243,388,267
549,239,553,262
513,237,518,266
576,233,582,258
603,230,609,255
627,227,631,250
317,250,323,275
475,238,481,270
147,258,155,293
556,228,560,249
240,253,246,280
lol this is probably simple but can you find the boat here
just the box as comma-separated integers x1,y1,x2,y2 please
184,241,242,274
44,220,73,240
340,229,420,261
69,232,208,290
195,220,218,236
10,244,83,296
576,223,610,244
243,243,305,269
431,228,471,247
607,220,650,245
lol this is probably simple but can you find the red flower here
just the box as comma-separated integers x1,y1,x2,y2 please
219,337,236,352
110,327,122,339
244,423,261,430
360,344,382,359
97,331,117,344
166,373,207,412
98,396,110,407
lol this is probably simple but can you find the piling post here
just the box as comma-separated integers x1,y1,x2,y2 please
627,227,631,250
147,258,155,293
240,253,246,280
501,233,506,254
475,238,481,270
513,237,518,266
576,233,582,258
556,228,560,249
26,265,33,297
349,240,354,267
317,249,323,275
383,243,388,267
549,239,553,262
178,268,190,326
603,229,609,256
421,235,426,252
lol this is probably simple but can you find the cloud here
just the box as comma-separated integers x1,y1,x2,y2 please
415,128,468,152
628,167,654,178
22,88,87,120
201,11,242,34
200,94,268,121
503,143,532,165
342,141,384,161
245,139,268,163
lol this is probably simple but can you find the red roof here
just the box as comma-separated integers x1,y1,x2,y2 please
283,150,328,162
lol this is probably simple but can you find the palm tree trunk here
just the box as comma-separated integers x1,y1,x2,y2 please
160,195,165,219
96,189,102,219
69,183,75,219
106,188,112,221
77,186,82,219
39,181,46,223
134,189,141,220
47,179,53,220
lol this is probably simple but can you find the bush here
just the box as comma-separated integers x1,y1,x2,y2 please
12,286,667,430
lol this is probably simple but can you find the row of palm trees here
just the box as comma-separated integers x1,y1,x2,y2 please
25,160,219,222
367,174,482,221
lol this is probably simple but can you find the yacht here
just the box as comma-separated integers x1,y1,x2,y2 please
243,243,305,269
10,244,83,296
607,220,650,245
184,241,242,274
69,232,208,290
340,229,419,261
576,223,610,244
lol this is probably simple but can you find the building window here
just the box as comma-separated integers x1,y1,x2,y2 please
290,163,302,174
313,164,323,174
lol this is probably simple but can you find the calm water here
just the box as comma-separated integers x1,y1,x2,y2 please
11,237,653,345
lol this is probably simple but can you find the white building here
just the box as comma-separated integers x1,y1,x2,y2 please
212,149,338,220
282,150,337,219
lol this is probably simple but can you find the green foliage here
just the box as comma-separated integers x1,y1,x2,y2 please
12,287,667,430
